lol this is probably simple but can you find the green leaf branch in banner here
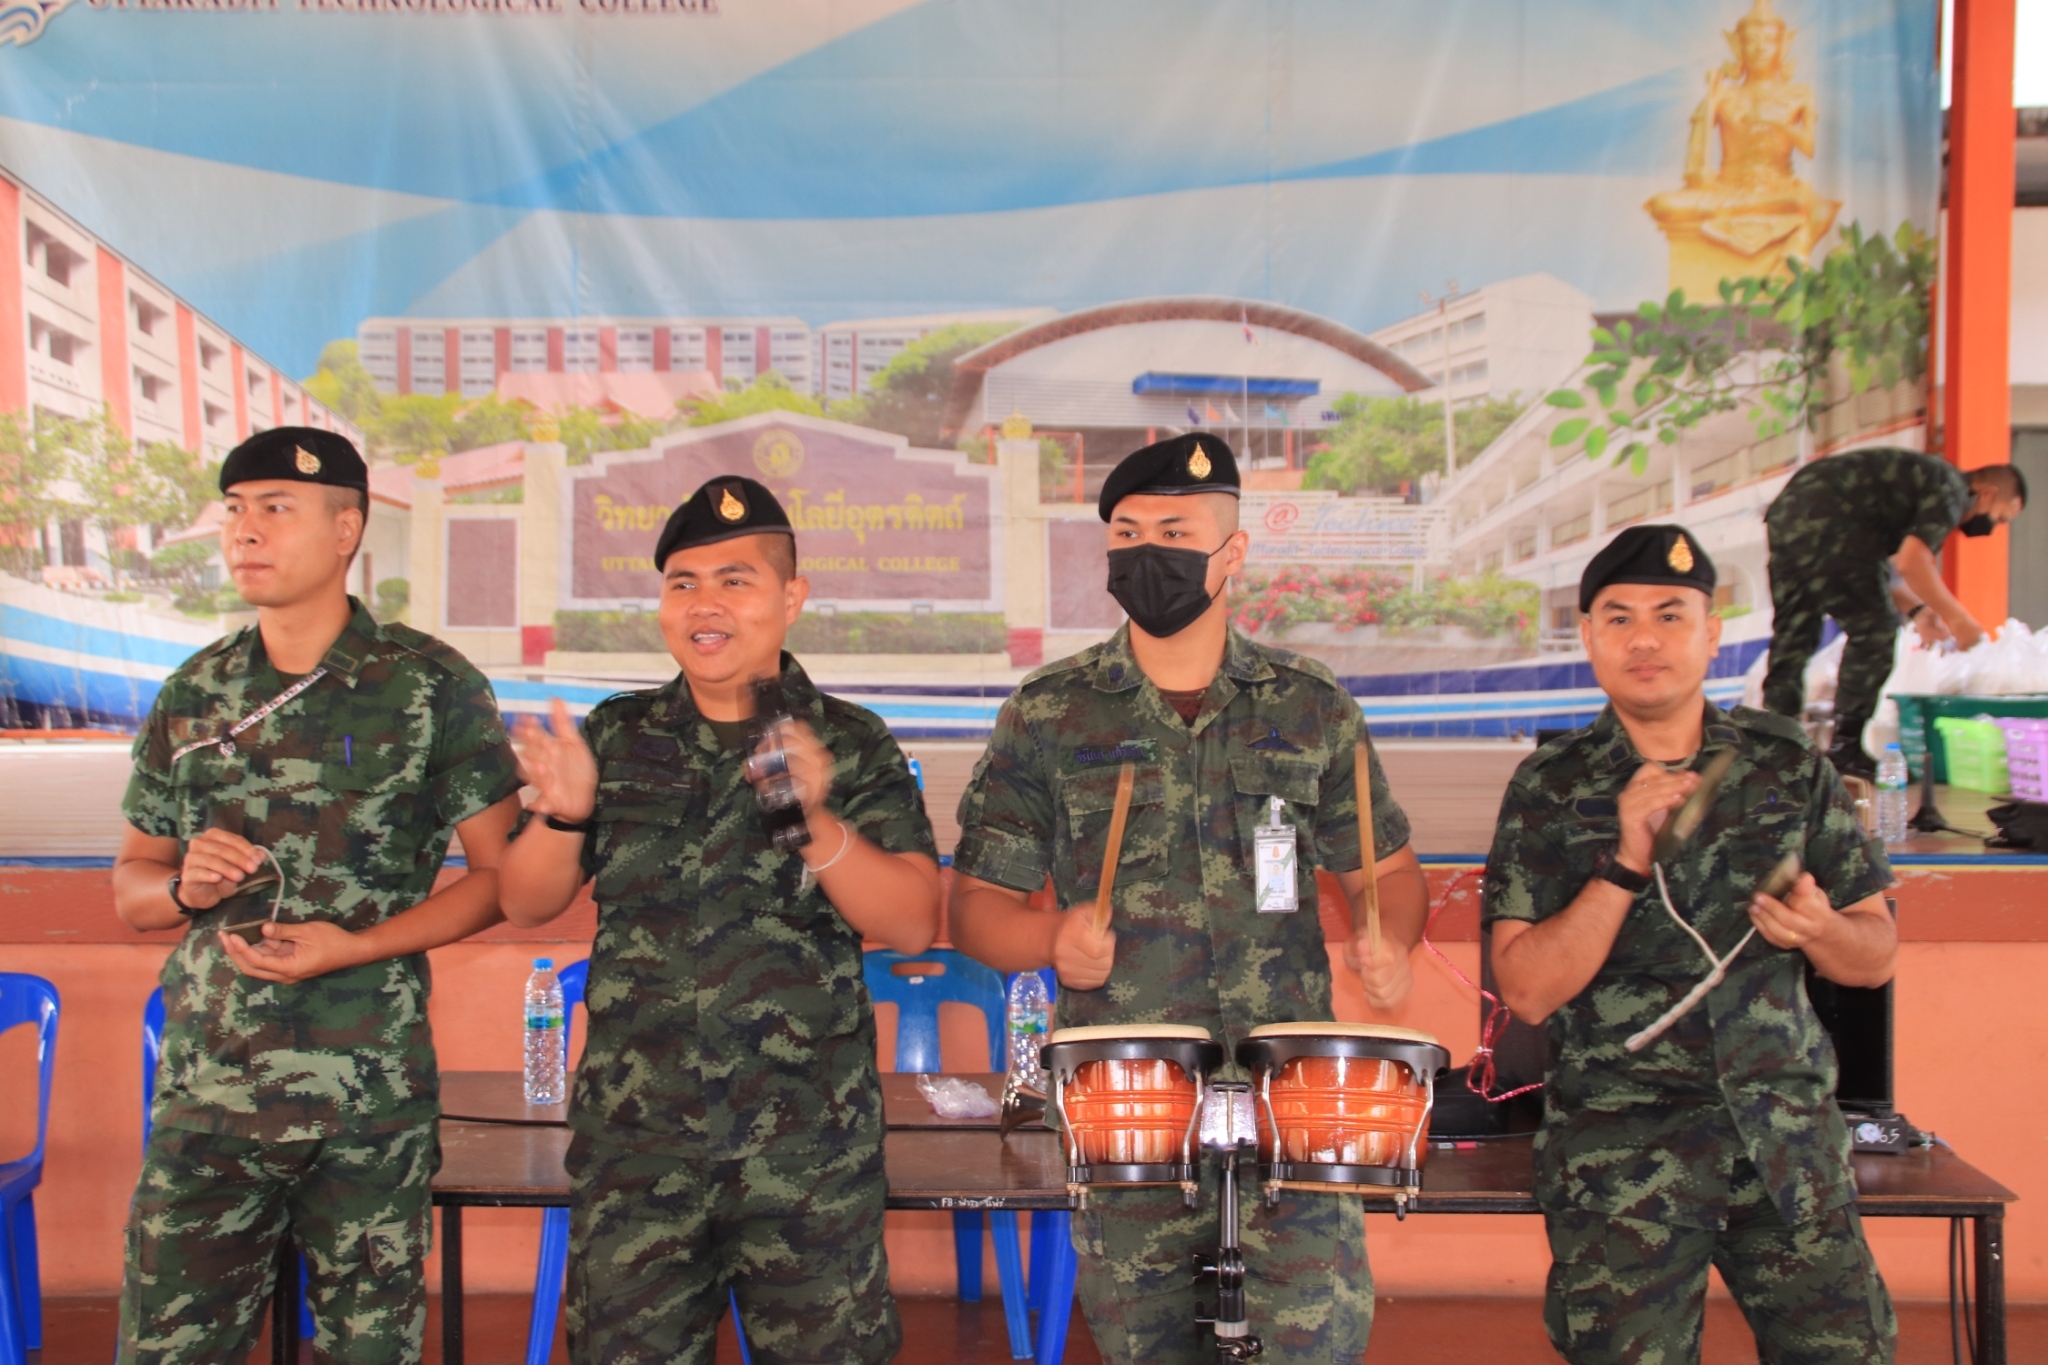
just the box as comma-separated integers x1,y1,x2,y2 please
1541,221,1934,473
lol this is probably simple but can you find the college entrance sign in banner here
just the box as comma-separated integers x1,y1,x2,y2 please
0,0,1941,737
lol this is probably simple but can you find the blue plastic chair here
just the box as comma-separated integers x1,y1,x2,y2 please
865,949,1034,1360
140,988,314,1345
0,974,56,1365
524,960,752,1365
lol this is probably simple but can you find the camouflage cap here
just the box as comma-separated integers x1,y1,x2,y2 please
1578,523,1717,613
654,475,794,570
1098,433,1241,521
219,427,367,493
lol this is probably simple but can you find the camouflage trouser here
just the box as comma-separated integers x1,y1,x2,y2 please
1763,537,1899,738
1542,1165,1896,1365
566,1131,900,1365
117,1120,437,1365
1071,1167,1371,1365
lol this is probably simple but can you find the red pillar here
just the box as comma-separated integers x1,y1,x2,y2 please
598,326,618,372
96,248,132,438
395,329,413,397
653,326,672,372
270,369,283,430
546,327,565,371
705,327,723,380
0,179,23,415
494,327,511,382
443,327,460,395
755,327,770,378
231,343,249,440
175,305,201,450
1943,0,2016,626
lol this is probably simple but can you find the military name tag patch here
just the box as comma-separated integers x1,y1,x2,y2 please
1573,797,1619,820
1246,726,1303,754
1067,740,1155,769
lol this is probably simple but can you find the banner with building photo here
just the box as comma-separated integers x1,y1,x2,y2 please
0,0,1940,739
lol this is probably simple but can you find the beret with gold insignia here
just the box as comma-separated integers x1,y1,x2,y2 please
218,426,367,493
1097,433,1241,521
1578,523,1717,613
654,475,795,570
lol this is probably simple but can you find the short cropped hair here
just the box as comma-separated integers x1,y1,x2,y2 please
761,534,796,583
1969,463,2029,508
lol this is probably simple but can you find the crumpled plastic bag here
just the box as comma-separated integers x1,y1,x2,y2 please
916,1073,999,1119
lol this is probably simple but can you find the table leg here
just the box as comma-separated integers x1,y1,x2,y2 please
442,1207,465,1365
1974,1212,2005,1365
272,1241,299,1364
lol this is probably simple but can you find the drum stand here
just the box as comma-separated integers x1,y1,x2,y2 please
1191,1082,1262,1361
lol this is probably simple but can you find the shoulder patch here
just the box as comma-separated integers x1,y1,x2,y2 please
817,689,892,738
1729,705,1813,749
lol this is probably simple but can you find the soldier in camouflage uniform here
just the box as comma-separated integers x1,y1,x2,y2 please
111,428,523,1365
499,476,941,1365
949,436,1431,1365
1484,524,1902,1364
1762,448,2025,778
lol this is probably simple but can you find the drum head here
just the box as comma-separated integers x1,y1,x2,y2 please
1047,1024,1213,1045
1246,1021,1442,1046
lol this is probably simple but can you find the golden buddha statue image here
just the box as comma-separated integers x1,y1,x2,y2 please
1644,0,1840,302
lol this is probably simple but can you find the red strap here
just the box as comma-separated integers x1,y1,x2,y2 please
1421,867,1543,1103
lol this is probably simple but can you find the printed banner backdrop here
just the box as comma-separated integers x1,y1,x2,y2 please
0,0,1941,738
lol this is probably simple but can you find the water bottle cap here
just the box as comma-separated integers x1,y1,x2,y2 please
1884,743,1902,752
535,957,554,970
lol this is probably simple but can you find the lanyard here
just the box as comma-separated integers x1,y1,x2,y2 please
170,666,330,763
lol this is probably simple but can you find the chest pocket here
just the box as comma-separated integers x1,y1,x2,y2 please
593,760,705,884
1229,753,1322,873
1059,763,1170,893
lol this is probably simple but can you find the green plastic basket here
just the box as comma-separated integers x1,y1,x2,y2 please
1892,694,2048,784
1931,716,2009,795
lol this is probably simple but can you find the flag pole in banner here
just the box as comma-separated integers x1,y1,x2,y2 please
1420,282,1458,479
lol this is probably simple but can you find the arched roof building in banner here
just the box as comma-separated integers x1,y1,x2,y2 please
943,297,1434,491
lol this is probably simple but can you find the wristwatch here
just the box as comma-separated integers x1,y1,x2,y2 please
544,814,595,834
1595,849,1652,895
166,874,198,916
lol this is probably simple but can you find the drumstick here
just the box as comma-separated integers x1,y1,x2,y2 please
1091,762,1136,937
1355,740,1380,957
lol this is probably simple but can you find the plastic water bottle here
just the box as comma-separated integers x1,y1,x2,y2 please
1005,971,1050,1081
1876,744,1910,845
523,958,567,1105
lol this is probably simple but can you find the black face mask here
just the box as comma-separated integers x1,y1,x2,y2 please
1958,513,1995,538
1107,543,1223,639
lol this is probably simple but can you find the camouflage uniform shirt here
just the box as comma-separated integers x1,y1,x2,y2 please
954,624,1409,1058
1481,702,1894,1230
1768,447,1973,565
571,654,936,1159
123,599,520,1142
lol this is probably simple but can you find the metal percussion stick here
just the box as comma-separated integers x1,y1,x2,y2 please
1649,748,1736,867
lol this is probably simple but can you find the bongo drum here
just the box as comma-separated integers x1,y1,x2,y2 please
1236,1022,1450,1192
1041,1024,1225,1192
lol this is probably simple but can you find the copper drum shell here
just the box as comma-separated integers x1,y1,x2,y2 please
1259,1054,1429,1170
1062,1057,1200,1167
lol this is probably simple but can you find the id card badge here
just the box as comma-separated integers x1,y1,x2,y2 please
1253,796,1299,913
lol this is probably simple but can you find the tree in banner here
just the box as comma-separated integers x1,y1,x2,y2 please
1543,221,1934,474
686,371,825,427
60,409,213,587
1302,393,1524,496
0,409,71,574
829,322,1019,448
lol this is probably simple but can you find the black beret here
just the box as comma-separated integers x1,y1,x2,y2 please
1097,434,1241,521
219,427,367,493
654,476,794,570
1578,523,1717,613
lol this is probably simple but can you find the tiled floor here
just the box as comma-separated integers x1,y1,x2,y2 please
41,1293,2047,1362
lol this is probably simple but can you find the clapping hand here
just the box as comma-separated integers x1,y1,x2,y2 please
515,699,599,823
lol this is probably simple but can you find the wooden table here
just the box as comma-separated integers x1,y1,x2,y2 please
432,1079,2017,1365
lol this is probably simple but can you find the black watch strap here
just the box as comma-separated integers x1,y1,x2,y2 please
1596,851,1652,895
545,813,595,834
167,874,197,916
